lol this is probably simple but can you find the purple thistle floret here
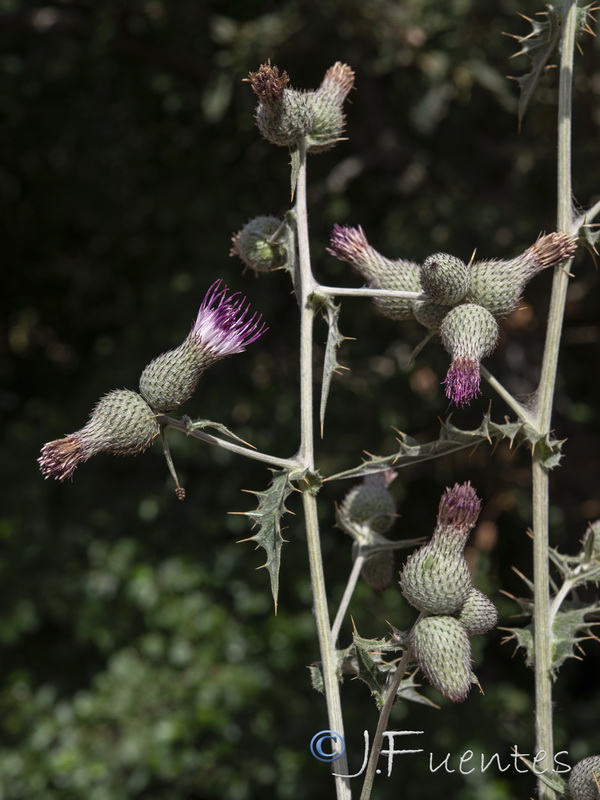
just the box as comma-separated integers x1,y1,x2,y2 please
193,280,268,358
327,224,369,265
443,358,481,407
437,481,481,533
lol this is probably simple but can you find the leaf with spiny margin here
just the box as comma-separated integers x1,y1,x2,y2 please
319,297,346,436
506,8,561,125
326,414,563,482
502,601,600,675
395,671,440,709
237,470,294,613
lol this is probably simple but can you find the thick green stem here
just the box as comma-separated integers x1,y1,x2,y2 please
295,138,351,799
530,3,577,797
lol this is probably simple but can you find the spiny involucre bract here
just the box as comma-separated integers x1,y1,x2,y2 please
410,615,474,703
230,216,289,274
38,389,159,482
420,253,469,306
327,224,421,321
568,755,600,800
246,61,354,153
399,482,481,615
139,281,267,413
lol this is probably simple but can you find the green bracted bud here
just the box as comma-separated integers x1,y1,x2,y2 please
420,253,469,306
439,303,499,406
466,232,577,318
328,225,422,321
247,62,354,153
360,550,395,592
338,470,397,592
568,755,600,800
140,335,214,413
337,470,397,536
456,588,498,636
412,299,453,331
399,483,481,614
410,615,474,703
38,389,159,482
230,216,289,274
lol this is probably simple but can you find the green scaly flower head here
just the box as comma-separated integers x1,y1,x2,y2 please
410,615,474,703
246,61,354,153
139,281,267,413
456,587,498,636
439,303,499,406
38,389,159,482
399,482,481,615
230,216,290,274
420,253,470,306
568,755,600,800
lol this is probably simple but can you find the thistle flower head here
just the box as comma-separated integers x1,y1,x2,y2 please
247,61,354,152
467,231,578,318
337,469,398,538
328,224,422,321
139,281,267,413
230,216,289,274
456,588,498,637
38,389,159,482
439,303,499,406
410,615,474,702
420,253,469,306
192,280,267,358
568,755,600,800
437,481,481,534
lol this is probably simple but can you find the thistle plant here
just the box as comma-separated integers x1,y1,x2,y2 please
38,4,600,800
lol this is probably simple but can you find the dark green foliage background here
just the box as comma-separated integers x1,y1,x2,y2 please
2,0,600,798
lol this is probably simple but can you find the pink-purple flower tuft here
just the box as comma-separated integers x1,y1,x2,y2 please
437,481,481,533
326,224,369,265
443,357,482,407
193,280,268,358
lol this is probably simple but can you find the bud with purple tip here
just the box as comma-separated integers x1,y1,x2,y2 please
38,389,159,482
327,224,422,321
399,482,481,615
139,281,267,413
439,303,499,406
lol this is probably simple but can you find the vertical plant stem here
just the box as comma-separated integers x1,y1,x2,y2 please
295,138,351,799
331,554,365,646
531,3,576,797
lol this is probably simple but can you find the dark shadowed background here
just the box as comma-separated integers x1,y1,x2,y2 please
1,1,600,798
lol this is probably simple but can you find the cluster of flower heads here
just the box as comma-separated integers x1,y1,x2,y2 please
399,482,498,702
327,225,578,406
38,281,267,483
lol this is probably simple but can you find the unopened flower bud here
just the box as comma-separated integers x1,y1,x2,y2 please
230,216,289,274
456,588,498,636
360,550,395,592
410,615,474,702
247,62,354,153
338,471,398,592
38,389,159,482
568,755,600,800
439,303,499,406
139,281,267,413
412,299,452,331
467,232,577,318
328,224,422,321
399,482,480,614
420,253,469,306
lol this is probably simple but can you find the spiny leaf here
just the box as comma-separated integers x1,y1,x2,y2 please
236,470,294,613
501,601,600,675
395,671,440,709
326,413,563,482
319,297,347,436
506,7,561,125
